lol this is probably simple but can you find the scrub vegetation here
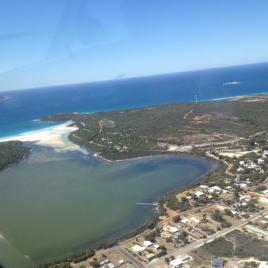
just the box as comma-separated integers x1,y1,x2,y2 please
42,94,268,160
0,141,30,171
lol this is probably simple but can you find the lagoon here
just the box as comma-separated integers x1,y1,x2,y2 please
0,146,211,267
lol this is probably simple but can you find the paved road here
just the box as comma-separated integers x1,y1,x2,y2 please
117,247,146,268
147,209,268,267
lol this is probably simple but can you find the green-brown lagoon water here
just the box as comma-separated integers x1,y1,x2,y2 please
0,146,211,267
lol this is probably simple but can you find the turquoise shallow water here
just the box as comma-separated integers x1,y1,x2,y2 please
0,146,211,267
1,62,268,137
2,62,266,267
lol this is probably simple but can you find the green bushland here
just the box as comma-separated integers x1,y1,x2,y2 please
0,141,30,171
202,230,268,261
42,95,268,161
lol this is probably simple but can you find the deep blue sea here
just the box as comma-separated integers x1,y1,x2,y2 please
1,62,268,137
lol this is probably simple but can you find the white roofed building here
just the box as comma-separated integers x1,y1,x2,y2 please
132,244,145,253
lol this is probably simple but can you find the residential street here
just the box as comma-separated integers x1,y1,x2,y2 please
147,209,268,267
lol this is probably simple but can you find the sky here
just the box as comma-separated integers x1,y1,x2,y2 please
1,0,268,91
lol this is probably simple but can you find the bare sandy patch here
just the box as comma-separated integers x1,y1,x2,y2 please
0,122,87,153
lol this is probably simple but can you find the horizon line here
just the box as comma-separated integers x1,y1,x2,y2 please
1,60,268,93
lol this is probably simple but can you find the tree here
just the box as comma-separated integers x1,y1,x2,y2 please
221,221,231,228
178,231,188,243
234,187,241,200
201,213,208,223
145,230,157,242
173,215,181,223
255,185,266,192
90,259,100,268
211,210,224,222
224,208,233,217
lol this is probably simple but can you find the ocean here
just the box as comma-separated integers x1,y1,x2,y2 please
1,62,267,266
1,62,268,138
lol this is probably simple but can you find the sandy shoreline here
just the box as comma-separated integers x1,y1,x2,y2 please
93,152,168,163
0,122,189,162
0,121,87,153
1,92,267,158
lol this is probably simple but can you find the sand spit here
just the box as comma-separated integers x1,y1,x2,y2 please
0,121,87,153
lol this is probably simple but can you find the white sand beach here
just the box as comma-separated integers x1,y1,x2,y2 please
0,121,87,153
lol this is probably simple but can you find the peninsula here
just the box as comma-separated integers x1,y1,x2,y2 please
42,94,268,161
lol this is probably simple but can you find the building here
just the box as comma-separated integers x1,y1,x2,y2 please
199,185,209,190
263,189,268,195
169,226,179,233
170,258,183,268
145,253,156,261
195,191,204,198
212,258,224,268
170,255,192,268
258,262,268,268
132,244,145,253
153,243,160,249
209,186,222,194
263,150,268,158
258,158,265,164
143,240,153,248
